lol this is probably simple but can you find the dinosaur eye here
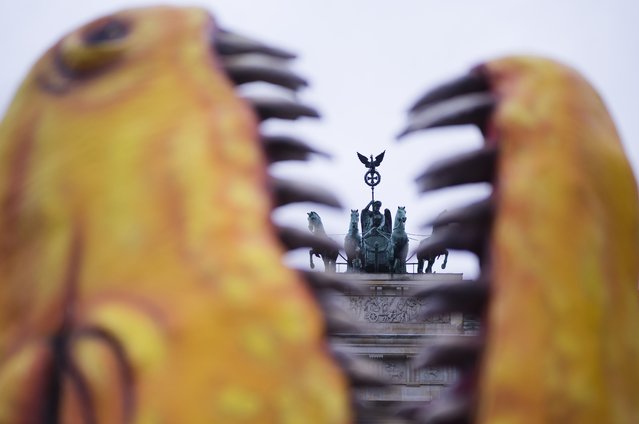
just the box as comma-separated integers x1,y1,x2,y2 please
84,19,129,45
54,17,129,76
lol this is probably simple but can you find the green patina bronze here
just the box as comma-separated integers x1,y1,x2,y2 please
307,151,450,274
307,211,338,272
353,152,408,273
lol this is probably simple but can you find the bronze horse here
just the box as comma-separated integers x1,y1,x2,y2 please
307,211,338,272
344,209,362,272
417,211,451,274
416,239,449,273
391,206,409,274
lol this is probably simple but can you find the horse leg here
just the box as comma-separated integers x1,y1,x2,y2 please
309,249,315,269
400,245,408,274
442,250,449,270
353,254,362,272
330,252,338,273
425,257,434,274
417,258,424,274
324,257,335,273
323,255,336,273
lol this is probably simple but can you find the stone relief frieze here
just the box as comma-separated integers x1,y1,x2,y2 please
382,360,407,383
379,359,452,385
416,367,449,384
348,295,450,324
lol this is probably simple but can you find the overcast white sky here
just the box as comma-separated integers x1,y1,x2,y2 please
1,1,638,277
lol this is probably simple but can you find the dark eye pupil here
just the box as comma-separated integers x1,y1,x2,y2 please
85,19,128,44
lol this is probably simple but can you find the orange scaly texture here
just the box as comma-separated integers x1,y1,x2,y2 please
0,7,350,423
479,57,639,423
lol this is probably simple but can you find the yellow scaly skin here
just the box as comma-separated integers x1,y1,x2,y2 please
0,7,350,423
479,57,639,423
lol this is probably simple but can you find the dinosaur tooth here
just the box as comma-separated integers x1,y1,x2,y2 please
262,134,331,163
415,222,489,257
300,270,365,295
407,395,473,424
213,29,296,59
276,225,341,252
243,95,320,121
415,279,489,316
353,398,399,424
415,146,497,192
426,198,494,228
221,53,309,91
413,337,483,370
313,292,361,334
397,92,495,138
408,72,491,113
271,177,342,208
330,348,389,388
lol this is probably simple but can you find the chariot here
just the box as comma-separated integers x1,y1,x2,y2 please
361,228,392,273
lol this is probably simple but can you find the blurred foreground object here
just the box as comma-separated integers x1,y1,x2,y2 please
0,6,358,423
399,56,639,424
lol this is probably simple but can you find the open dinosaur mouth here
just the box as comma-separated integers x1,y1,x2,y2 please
6,7,638,423
396,70,498,423
214,27,503,422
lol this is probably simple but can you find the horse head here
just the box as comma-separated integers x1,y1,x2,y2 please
307,211,323,234
349,209,359,230
394,206,407,227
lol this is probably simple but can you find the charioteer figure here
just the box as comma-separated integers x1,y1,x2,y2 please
362,199,391,238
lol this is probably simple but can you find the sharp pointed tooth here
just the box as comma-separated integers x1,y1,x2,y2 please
222,54,308,91
397,92,495,139
271,177,341,208
276,226,339,252
395,402,425,422
262,135,331,163
427,198,494,228
315,295,360,334
325,312,361,334
408,72,490,113
414,280,489,316
413,337,482,370
409,395,473,424
353,398,399,424
331,349,388,387
415,223,489,256
214,30,296,59
416,146,497,192
301,270,365,294
244,95,320,121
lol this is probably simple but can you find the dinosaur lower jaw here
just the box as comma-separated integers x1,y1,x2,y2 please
396,69,498,423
